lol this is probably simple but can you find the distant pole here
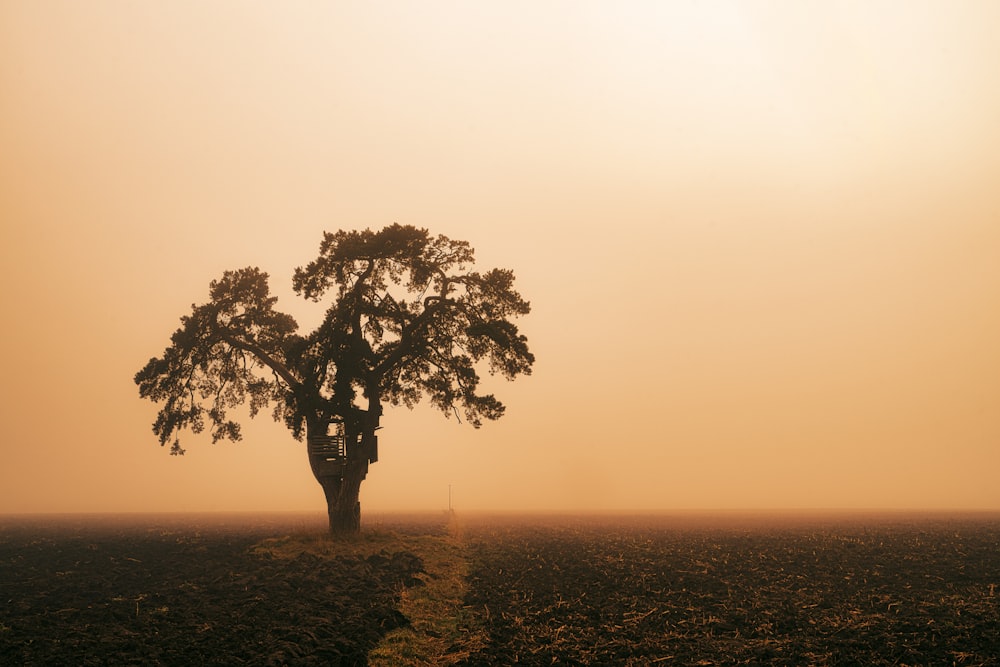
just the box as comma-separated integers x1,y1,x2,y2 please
448,484,453,512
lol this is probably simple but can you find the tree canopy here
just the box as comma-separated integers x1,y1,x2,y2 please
136,224,534,455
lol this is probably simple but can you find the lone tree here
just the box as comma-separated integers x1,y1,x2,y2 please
135,225,533,533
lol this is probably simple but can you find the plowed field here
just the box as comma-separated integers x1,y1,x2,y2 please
0,514,425,666
2,512,998,665
455,513,1000,666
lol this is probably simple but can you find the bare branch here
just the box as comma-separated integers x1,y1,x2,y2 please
220,332,300,390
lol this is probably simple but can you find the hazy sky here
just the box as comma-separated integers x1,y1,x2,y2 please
2,1,999,514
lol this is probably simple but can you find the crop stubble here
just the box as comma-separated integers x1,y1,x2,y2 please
0,516,424,666
454,514,1000,666
2,513,997,665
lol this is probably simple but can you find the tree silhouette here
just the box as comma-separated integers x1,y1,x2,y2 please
135,224,534,533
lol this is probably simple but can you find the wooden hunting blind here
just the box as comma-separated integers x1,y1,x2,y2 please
307,419,378,478
308,420,347,477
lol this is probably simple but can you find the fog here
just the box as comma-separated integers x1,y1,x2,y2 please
2,1,999,514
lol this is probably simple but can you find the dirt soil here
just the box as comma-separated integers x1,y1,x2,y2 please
453,513,1000,666
3,512,999,666
0,514,425,666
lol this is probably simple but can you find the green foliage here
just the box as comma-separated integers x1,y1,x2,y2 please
136,225,534,454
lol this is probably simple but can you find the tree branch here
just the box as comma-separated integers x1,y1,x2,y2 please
220,332,301,390
372,296,452,377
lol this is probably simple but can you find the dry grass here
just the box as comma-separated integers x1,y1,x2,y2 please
369,512,487,666
251,525,410,560
252,512,486,666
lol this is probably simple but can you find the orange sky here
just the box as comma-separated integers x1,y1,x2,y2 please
2,1,999,514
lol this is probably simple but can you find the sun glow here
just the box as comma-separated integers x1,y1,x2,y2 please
2,1,999,514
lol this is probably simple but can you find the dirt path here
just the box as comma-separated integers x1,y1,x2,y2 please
369,512,487,666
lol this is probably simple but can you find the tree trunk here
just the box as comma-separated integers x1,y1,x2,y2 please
317,462,365,534
307,406,379,535
307,420,371,535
